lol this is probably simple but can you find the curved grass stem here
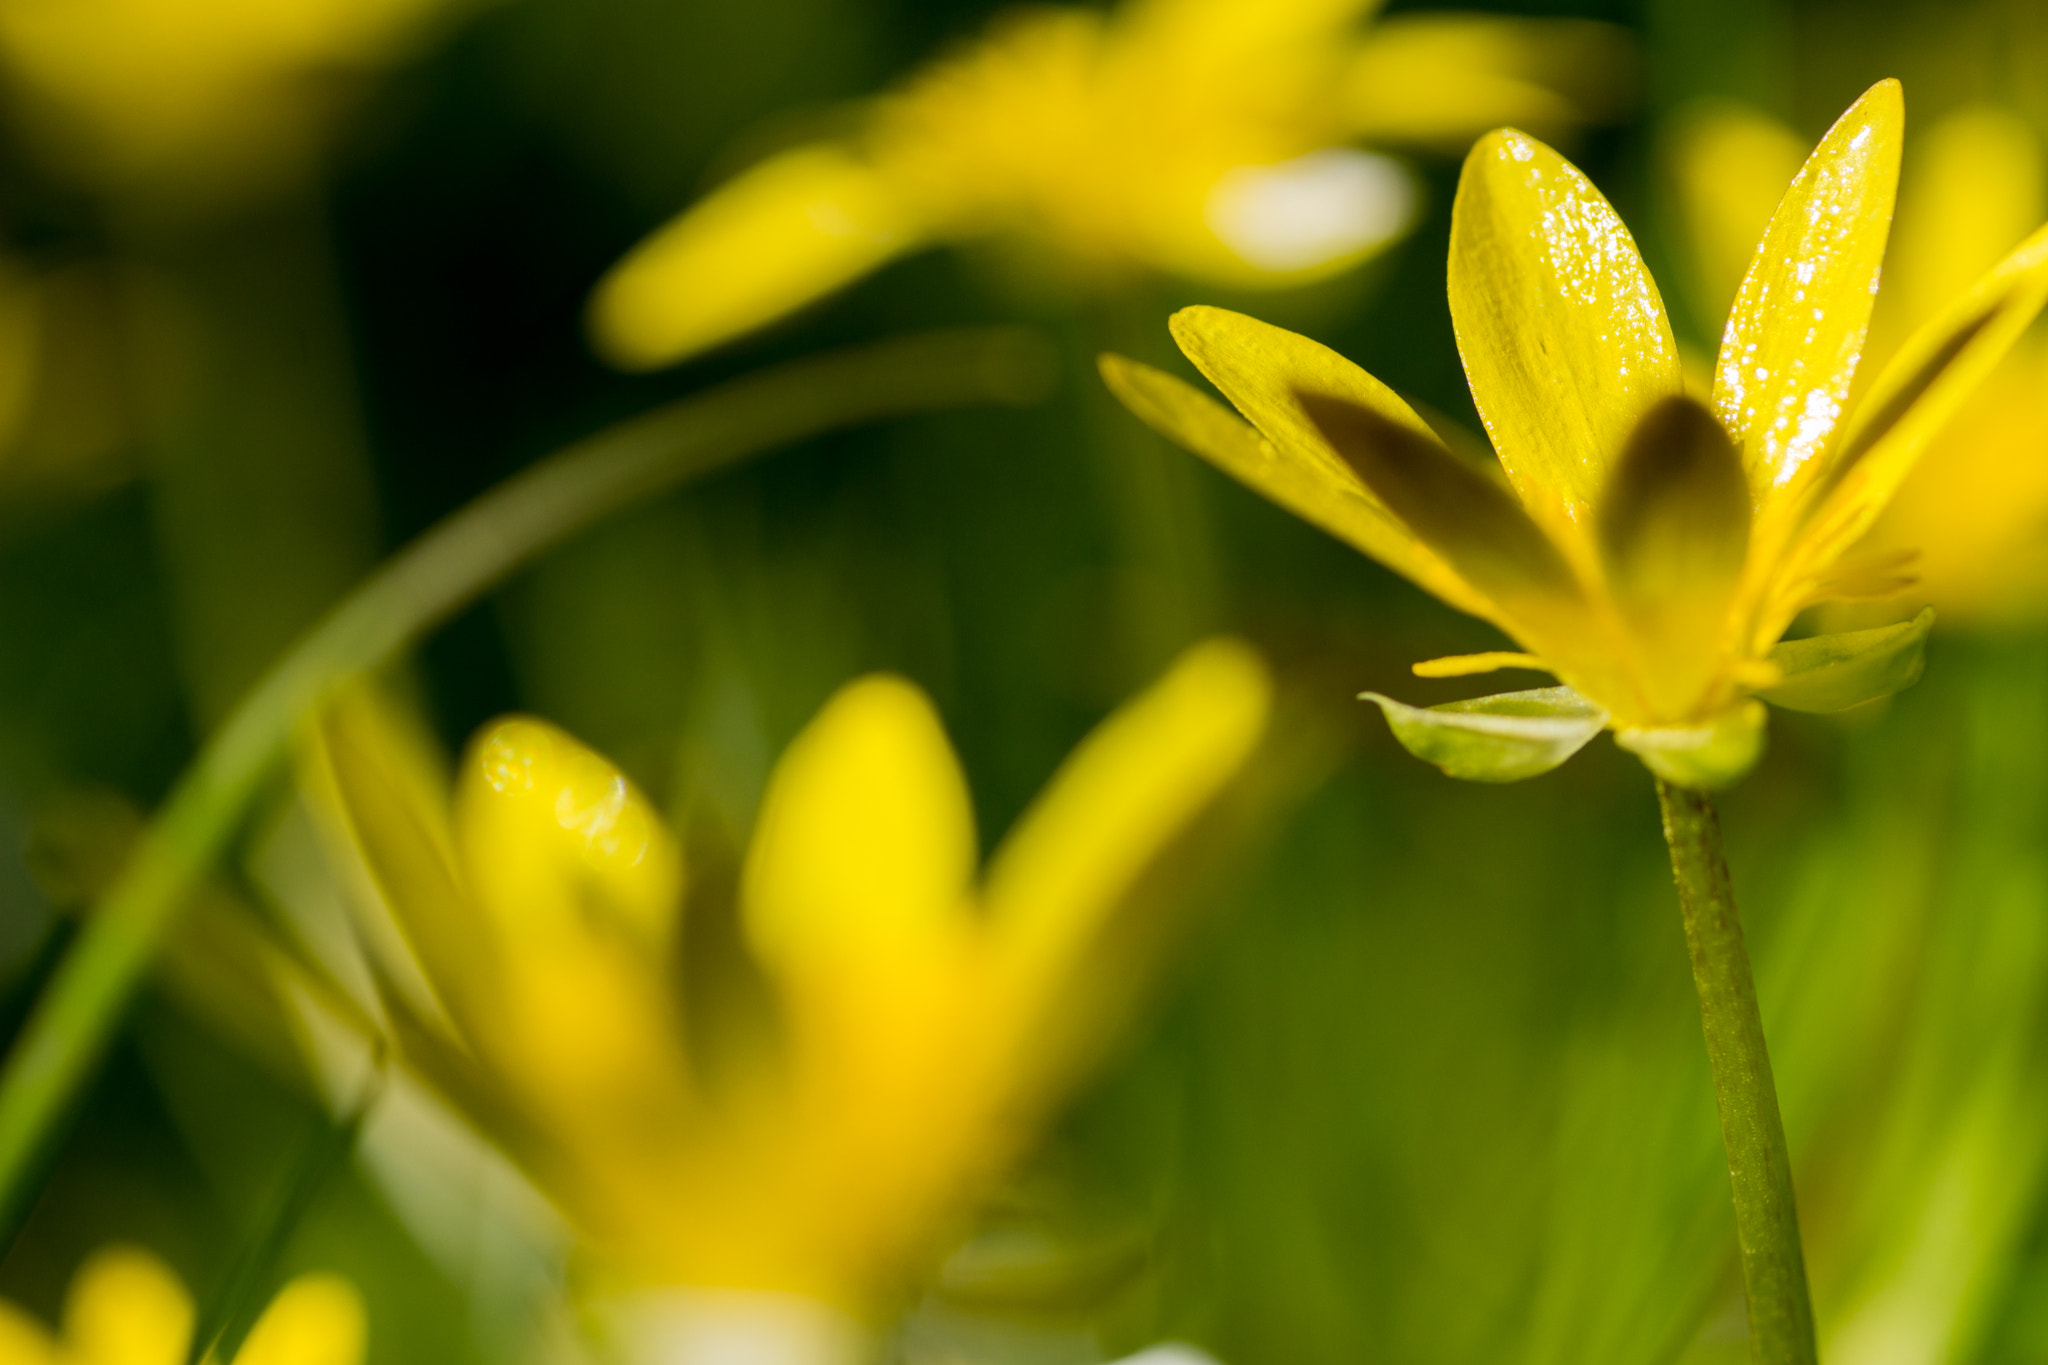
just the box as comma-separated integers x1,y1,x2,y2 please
1655,780,1817,1365
0,328,1051,1239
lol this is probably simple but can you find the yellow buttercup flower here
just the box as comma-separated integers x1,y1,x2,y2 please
0,0,471,196
305,640,1268,1315
1104,81,2048,788
1674,100,2048,625
588,0,1630,369
0,1244,365,1365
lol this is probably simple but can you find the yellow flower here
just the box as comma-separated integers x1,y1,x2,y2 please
0,1244,365,1365
1673,100,2048,626
304,640,1268,1313
587,0,1630,369
1103,81,2048,788
0,0,471,196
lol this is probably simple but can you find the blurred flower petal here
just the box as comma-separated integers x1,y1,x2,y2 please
983,639,1269,1022
744,675,977,982
1666,102,1807,324
589,145,925,371
1345,15,1633,149
61,1246,194,1365
230,1275,367,1365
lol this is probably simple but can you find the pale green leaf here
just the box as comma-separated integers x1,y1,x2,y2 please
1758,607,1933,714
1362,686,1606,783
1615,701,1767,789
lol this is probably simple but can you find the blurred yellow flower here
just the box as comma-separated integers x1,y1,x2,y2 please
587,0,1631,369
305,640,1268,1314
0,0,471,197
0,1244,365,1365
1673,100,2048,625
1105,81,2048,788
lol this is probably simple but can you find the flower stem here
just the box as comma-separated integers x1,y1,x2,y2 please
1654,780,1816,1365
0,328,1052,1244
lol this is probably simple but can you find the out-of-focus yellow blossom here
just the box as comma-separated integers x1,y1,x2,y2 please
0,0,472,197
1105,81,2048,788
588,0,1631,369
304,640,1268,1315
0,1244,365,1365
1674,100,2048,624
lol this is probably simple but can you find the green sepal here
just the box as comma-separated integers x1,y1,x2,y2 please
1616,701,1767,789
1756,607,1933,714
1362,686,1607,783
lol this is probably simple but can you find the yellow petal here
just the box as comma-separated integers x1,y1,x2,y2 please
1880,106,2044,354
1712,79,1901,509
1789,220,2048,591
448,718,692,1128
1448,129,1683,545
0,1303,55,1365
981,638,1268,1051
1665,102,1807,325
587,144,925,371
1119,0,1378,69
742,675,977,980
1097,351,1493,618
1295,391,1584,621
1596,395,1750,718
309,691,480,1032
453,719,683,952
228,1276,365,1365
1855,350,2048,621
1410,651,1546,678
1343,16,1633,150
62,1246,192,1365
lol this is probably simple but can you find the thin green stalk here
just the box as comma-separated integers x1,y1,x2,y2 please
1655,780,1817,1365
188,1054,386,1365
0,328,1051,1240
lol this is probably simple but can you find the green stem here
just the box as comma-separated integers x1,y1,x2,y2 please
189,1054,386,1365
0,328,1050,1240
1655,780,1817,1365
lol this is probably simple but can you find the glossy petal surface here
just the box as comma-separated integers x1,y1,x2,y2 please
1449,129,1683,546
455,719,683,950
1713,79,1901,509
451,719,692,1130
1098,352,1491,616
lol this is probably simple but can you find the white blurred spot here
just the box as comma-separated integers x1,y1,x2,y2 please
1111,1346,1224,1365
1207,149,1415,272
610,1290,871,1365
